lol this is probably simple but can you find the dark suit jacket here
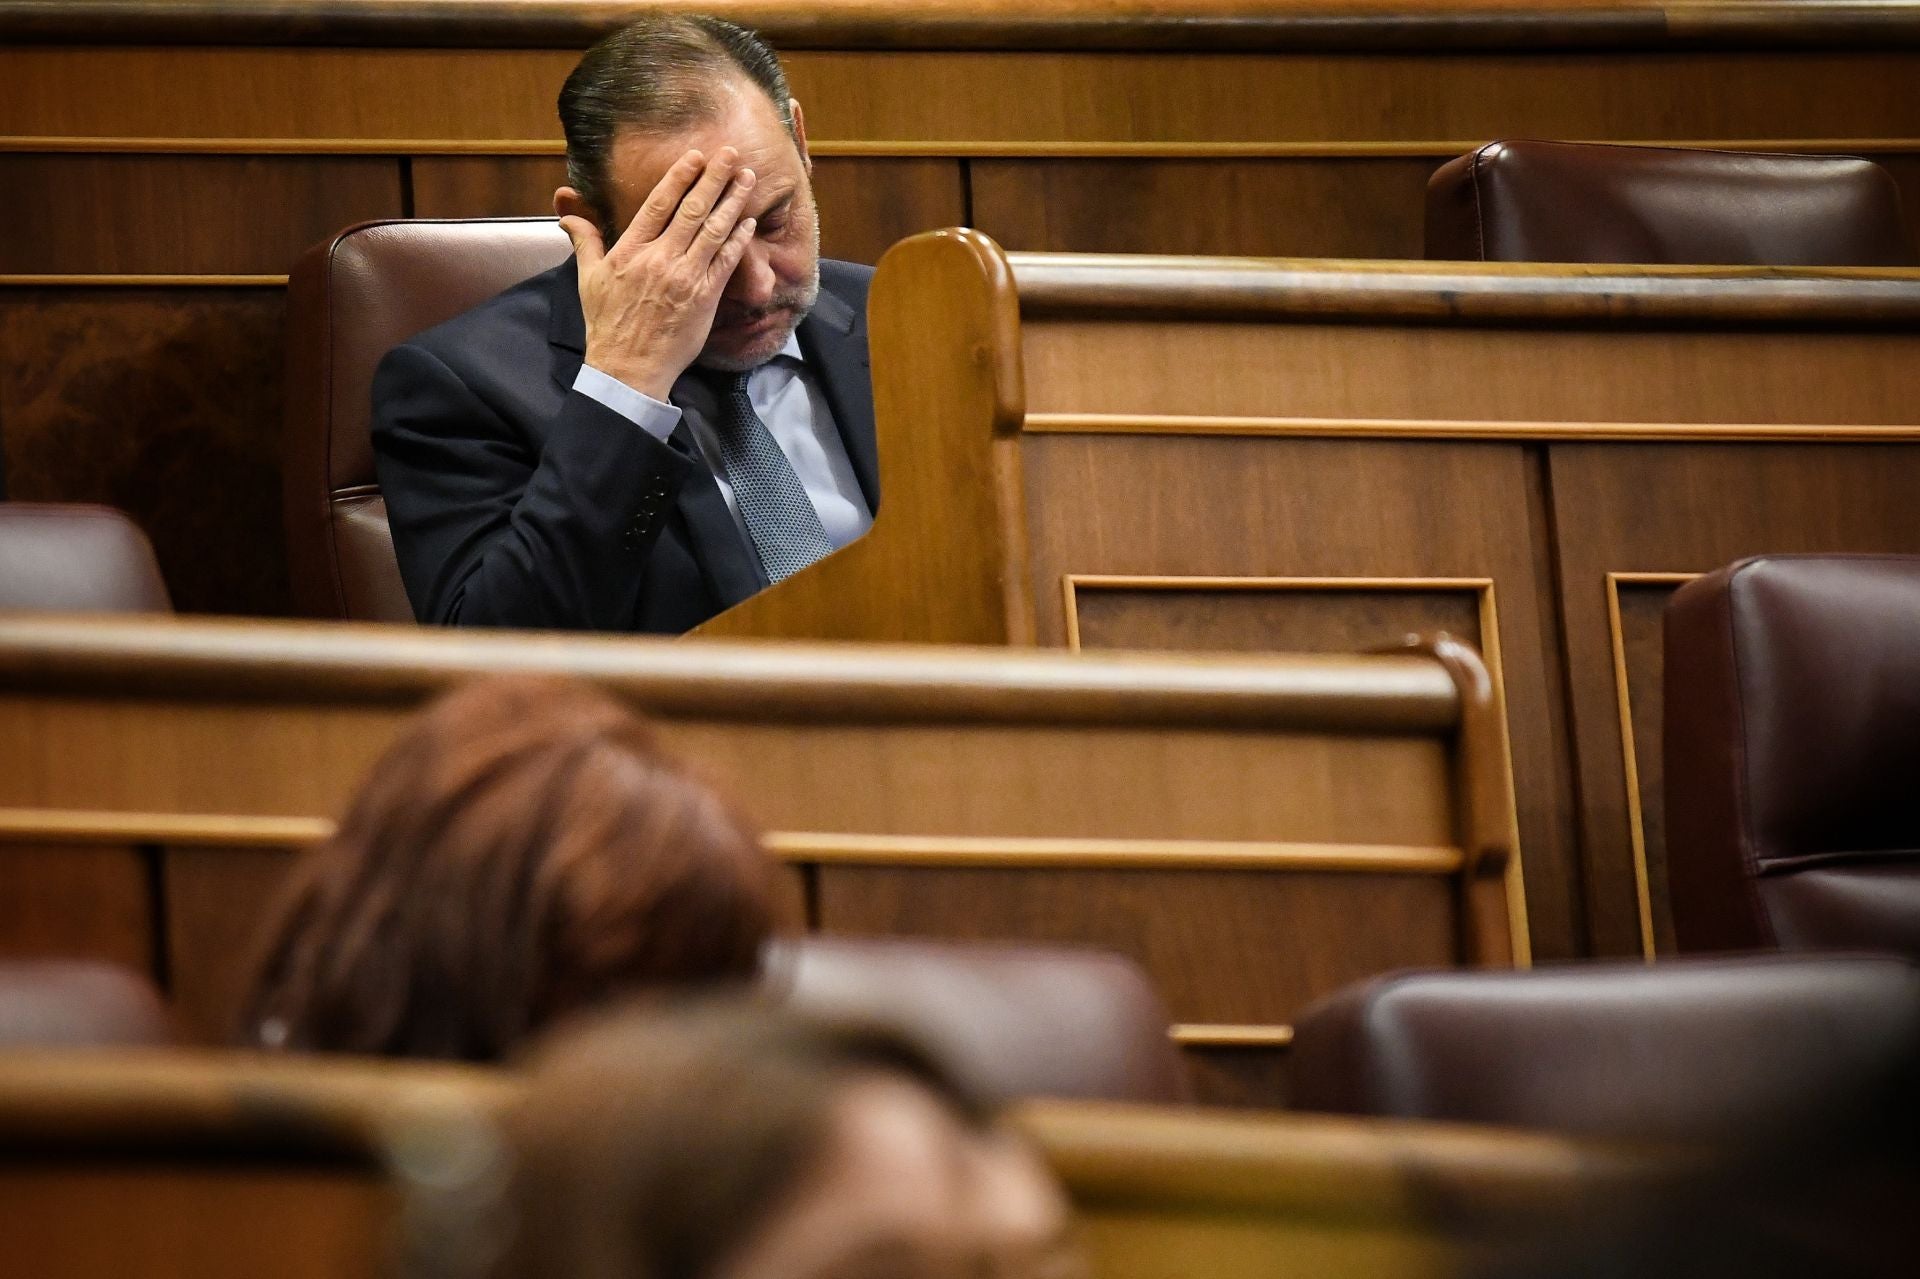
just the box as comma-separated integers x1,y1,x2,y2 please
371,258,877,633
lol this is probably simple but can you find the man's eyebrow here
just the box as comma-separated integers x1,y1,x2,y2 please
757,191,795,217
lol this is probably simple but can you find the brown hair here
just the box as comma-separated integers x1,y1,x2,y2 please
401,1002,993,1279
239,675,774,1062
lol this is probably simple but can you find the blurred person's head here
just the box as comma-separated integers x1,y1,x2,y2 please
554,14,821,372
476,1003,1084,1279
239,675,773,1061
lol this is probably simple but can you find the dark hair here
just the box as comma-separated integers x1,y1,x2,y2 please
558,14,795,228
477,1003,995,1279
238,675,774,1062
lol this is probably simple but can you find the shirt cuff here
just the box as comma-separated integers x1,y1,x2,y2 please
572,364,682,443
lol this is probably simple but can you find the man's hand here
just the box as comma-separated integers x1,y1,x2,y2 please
560,147,758,401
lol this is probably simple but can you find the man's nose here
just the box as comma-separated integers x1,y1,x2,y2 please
724,241,776,306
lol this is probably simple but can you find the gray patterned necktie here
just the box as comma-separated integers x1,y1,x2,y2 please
709,369,835,582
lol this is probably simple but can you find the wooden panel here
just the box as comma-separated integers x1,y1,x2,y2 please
0,155,401,275
165,844,298,1045
409,154,564,218
1020,321,1920,426
1069,582,1482,654
1180,1046,1292,1111
1876,154,1920,251
6,47,1917,148
971,158,1437,257
0,844,152,971
815,866,1458,1023
1021,434,1576,960
0,1166,387,1279
810,157,969,266
1548,443,1920,956
0,289,291,614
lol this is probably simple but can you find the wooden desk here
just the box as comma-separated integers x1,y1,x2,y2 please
0,616,1515,1104
698,231,1920,960
0,1048,1666,1279
3,1,1917,613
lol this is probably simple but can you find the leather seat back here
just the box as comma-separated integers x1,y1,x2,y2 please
764,935,1189,1104
1427,141,1918,265
1290,954,1920,1140
1666,555,1920,955
0,960,172,1048
0,503,171,613
283,218,572,620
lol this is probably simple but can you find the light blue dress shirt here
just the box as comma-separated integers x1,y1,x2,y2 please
572,335,873,554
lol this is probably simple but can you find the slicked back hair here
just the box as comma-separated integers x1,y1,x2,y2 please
559,14,796,229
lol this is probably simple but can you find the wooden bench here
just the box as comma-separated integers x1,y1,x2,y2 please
696,230,1920,964
0,617,1515,1105
0,1048,1667,1279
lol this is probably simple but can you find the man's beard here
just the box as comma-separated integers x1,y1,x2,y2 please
696,239,822,374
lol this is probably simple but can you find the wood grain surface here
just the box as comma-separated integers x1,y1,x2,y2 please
0,619,1511,1105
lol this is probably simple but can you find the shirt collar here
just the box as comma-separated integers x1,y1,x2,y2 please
775,332,804,364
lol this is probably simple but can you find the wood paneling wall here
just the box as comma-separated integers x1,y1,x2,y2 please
3,3,1919,612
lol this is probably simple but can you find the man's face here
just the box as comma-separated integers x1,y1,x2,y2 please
715,1075,1087,1279
602,79,822,372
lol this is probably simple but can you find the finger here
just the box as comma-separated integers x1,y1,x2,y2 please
656,147,739,256
691,168,756,266
557,215,606,272
706,216,757,289
619,149,706,250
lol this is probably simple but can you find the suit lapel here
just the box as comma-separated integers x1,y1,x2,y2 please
546,258,588,392
797,282,879,509
545,260,764,609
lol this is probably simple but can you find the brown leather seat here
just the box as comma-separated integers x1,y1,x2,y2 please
283,218,572,621
0,960,172,1048
0,503,171,613
764,935,1189,1104
1427,141,1918,265
1665,555,1920,956
1289,954,1920,1141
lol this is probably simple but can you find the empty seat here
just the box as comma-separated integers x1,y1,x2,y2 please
0,503,170,613
1289,954,1920,1141
1427,141,1917,265
0,960,171,1048
764,935,1189,1103
283,218,571,621
1665,555,1920,956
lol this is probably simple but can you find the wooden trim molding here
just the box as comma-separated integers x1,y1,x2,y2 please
10,136,1920,159
0,616,1459,732
0,274,287,288
0,810,1465,876
1010,254,1920,327
3,1,1916,52
767,832,1464,873
1170,1024,1295,1048
0,809,332,848
1057,573,1530,966
1604,570,1702,960
1024,414,1920,444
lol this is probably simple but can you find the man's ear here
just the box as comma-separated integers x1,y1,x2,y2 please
553,186,598,228
790,99,812,174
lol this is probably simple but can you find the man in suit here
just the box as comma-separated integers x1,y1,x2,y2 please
373,15,876,632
